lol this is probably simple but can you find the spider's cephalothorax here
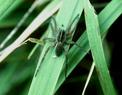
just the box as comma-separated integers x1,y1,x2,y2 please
55,30,68,56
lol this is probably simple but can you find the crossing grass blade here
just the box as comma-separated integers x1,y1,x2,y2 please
28,0,83,95
55,0,122,93
83,0,116,95
82,62,95,95
82,40,112,95
0,0,47,49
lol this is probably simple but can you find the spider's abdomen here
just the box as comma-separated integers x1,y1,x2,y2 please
55,42,64,56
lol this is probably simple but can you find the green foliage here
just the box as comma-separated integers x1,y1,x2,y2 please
0,0,23,21
0,0,122,95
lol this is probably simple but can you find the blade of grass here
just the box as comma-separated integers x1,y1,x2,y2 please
0,0,62,63
0,0,23,21
0,0,50,49
83,0,116,94
82,40,111,95
55,0,122,92
28,0,83,95
0,12,34,28
82,62,95,95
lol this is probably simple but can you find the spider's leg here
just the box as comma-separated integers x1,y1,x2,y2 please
50,16,58,37
63,47,69,78
21,38,44,46
65,15,80,42
66,41,81,48
66,14,80,33
34,46,52,77
34,40,56,77
43,37,55,43
21,37,55,46
66,32,72,41
16,38,44,49
65,41,88,53
50,22,56,37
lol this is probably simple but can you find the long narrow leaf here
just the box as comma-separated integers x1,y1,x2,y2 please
0,0,23,21
55,0,122,92
28,0,83,95
83,0,116,95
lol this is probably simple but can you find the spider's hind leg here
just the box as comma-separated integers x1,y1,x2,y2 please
34,46,52,77
63,47,69,79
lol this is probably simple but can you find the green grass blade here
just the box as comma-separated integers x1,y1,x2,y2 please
99,0,122,38
0,0,23,21
82,62,95,95
0,0,49,49
83,0,116,95
82,40,111,95
55,0,122,92
0,12,34,28
28,0,83,95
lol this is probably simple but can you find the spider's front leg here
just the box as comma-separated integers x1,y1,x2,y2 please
23,38,44,45
19,37,56,77
50,16,59,38
21,37,55,46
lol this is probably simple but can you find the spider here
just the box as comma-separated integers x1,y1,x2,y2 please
24,14,82,77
